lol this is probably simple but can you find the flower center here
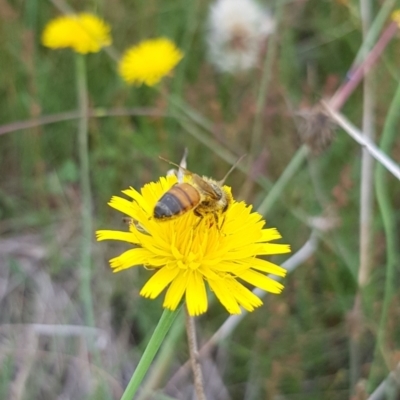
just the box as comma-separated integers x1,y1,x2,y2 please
186,252,201,270
175,251,201,271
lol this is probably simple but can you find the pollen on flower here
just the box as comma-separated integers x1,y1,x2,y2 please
96,174,290,317
206,0,275,73
41,13,111,54
118,38,183,86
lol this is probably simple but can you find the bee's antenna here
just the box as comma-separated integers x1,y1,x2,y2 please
159,156,191,174
219,154,246,185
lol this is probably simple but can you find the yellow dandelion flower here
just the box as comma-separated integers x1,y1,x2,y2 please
41,13,111,54
118,38,184,86
97,175,290,316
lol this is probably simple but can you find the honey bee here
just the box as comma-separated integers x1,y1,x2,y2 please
153,156,244,227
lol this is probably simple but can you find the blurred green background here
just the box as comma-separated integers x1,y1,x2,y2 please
1,0,400,399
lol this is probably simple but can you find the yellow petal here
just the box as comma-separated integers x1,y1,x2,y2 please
135,230,172,258
96,230,139,244
110,248,154,272
222,229,262,248
212,261,244,273
140,175,177,206
140,267,180,299
226,279,263,312
257,243,291,255
257,228,282,242
108,196,139,219
237,270,284,294
246,257,287,277
122,187,152,214
186,271,208,316
208,277,241,314
163,271,189,311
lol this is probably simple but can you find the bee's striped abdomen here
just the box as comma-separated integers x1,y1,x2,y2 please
154,183,201,220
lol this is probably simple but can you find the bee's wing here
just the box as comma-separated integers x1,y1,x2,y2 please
166,166,191,183
192,174,220,199
160,155,191,184
177,150,189,183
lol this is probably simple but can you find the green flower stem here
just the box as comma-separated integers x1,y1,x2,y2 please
240,0,285,199
249,0,285,158
349,0,375,392
121,308,181,400
75,53,95,328
367,81,400,391
136,312,184,400
257,145,309,216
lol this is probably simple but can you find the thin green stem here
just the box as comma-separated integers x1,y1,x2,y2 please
367,80,400,391
239,0,285,201
121,308,181,400
349,0,375,393
353,0,396,65
257,145,309,216
75,53,95,328
358,0,375,290
249,0,285,158
172,0,199,97
136,312,184,400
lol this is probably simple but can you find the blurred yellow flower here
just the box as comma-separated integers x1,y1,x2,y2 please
41,13,111,54
118,38,183,86
96,175,290,316
392,9,400,25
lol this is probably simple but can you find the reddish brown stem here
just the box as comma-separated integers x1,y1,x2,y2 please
329,21,398,111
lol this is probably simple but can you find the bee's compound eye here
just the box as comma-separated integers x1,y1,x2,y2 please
211,184,223,199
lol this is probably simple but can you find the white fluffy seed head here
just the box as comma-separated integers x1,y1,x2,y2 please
207,0,275,73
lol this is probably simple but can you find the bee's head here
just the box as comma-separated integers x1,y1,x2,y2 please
210,182,224,199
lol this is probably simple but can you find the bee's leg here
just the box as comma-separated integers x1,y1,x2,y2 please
218,214,227,232
213,213,220,230
193,209,204,229
212,213,226,233
125,217,149,234
122,217,133,225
